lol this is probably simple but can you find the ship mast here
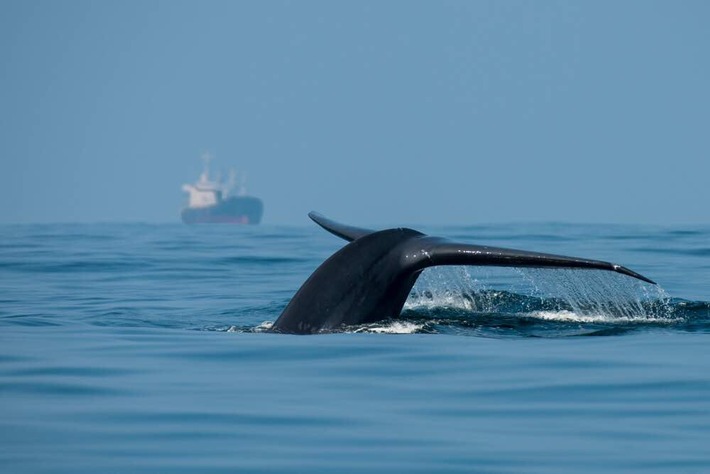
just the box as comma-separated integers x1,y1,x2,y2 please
200,152,213,183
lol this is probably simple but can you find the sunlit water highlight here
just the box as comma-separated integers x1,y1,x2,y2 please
1,222,709,473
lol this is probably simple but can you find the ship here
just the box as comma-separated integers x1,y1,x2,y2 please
181,154,263,224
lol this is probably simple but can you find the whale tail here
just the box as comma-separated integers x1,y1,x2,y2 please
309,212,654,284
271,213,655,334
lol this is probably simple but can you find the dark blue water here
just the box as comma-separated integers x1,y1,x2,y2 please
1,222,709,473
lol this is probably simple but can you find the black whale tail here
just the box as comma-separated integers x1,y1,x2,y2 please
309,212,654,284
308,211,374,241
270,213,656,334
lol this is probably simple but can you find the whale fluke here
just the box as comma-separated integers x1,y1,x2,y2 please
271,213,656,334
308,211,374,241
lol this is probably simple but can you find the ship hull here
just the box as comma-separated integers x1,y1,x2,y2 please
181,196,264,224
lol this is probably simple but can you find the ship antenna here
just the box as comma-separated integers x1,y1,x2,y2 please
239,172,248,196
201,152,213,180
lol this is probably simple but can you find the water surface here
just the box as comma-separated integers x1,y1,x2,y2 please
1,222,709,473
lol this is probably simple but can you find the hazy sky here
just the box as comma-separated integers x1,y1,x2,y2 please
1,1,708,225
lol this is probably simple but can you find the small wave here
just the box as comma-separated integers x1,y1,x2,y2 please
351,321,425,334
253,321,274,332
241,320,426,335
219,321,274,333
524,310,681,325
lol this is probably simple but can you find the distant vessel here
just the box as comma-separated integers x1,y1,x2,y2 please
181,154,263,224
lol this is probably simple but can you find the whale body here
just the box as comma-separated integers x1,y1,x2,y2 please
271,212,655,334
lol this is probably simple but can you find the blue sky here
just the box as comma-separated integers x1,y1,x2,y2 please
1,0,707,225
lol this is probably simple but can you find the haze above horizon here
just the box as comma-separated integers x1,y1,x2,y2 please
1,1,707,226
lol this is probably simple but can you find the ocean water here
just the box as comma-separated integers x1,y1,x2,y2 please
1,221,709,473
